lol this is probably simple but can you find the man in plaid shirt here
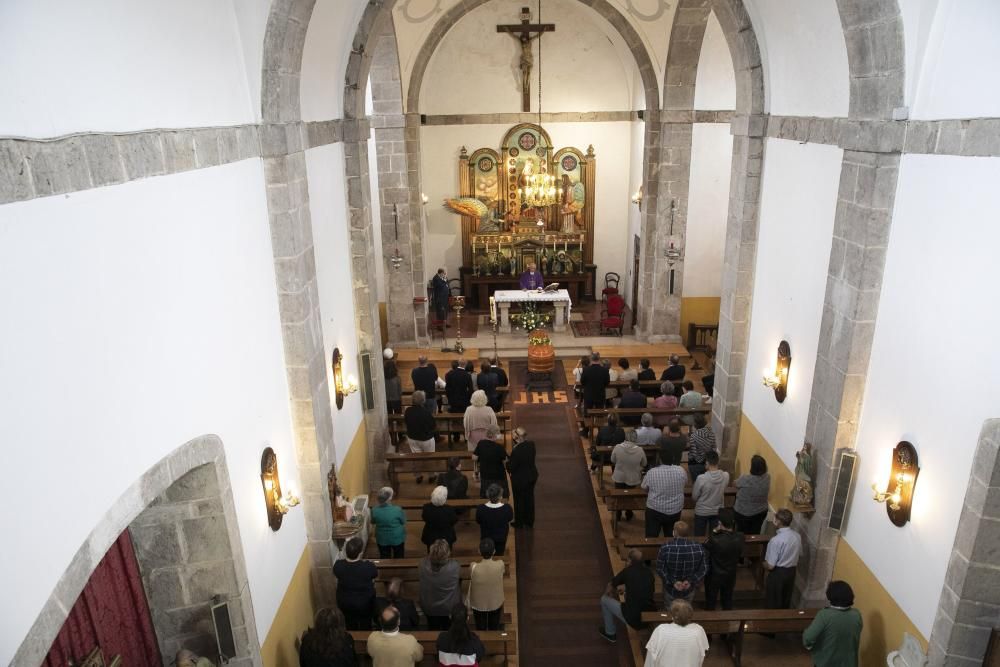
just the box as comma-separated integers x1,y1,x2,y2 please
687,413,717,483
655,520,708,605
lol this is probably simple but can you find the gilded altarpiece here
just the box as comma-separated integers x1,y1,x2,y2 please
455,124,596,305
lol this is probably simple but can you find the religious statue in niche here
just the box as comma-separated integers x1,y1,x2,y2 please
559,173,585,232
443,197,502,232
790,442,816,508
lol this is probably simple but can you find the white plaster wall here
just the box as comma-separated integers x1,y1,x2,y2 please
845,154,1000,637
393,0,672,107
693,11,736,111
0,161,306,661
0,1,259,137
682,123,732,297
419,0,635,114
741,139,842,462
742,0,849,117
301,0,371,121
232,0,272,121
899,0,940,112
908,0,1000,119
419,122,633,285
305,143,366,460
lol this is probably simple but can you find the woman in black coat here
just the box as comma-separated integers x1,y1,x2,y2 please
507,426,539,528
421,484,458,550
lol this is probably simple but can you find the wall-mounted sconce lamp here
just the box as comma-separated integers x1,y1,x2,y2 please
762,340,791,403
872,441,919,526
421,192,429,205
631,186,643,207
261,447,300,531
332,347,359,410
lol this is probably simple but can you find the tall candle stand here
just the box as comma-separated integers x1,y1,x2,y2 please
452,296,466,355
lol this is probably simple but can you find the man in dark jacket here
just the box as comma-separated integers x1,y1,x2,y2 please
592,414,626,472
704,509,745,610
660,354,686,382
445,359,474,413
435,457,469,516
477,361,500,411
431,268,450,324
618,379,648,425
508,427,539,528
656,419,687,466
411,355,440,414
489,357,509,410
580,352,610,435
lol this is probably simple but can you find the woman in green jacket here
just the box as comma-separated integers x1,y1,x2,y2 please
370,486,406,558
803,580,863,667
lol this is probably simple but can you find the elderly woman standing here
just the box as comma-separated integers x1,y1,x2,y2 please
734,455,771,535
370,486,406,559
464,389,498,451
653,381,679,427
421,485,458,551
419,539,462,631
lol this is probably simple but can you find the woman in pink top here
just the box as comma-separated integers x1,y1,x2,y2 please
652,381,679,427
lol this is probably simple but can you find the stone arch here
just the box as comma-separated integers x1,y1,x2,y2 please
835,0,905,120
12,435,261,667
404,0,660,115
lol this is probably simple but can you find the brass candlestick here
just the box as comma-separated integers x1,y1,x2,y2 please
452,296,466,355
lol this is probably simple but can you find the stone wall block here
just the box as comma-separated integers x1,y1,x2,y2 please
181,515,232,563
218,129,241,164
22,142,72,197
193,129,222,168
163,131,197,173
837,0,898,29
260,123,290,158
843,27,873,77
186,561,240,602
118,133,166,180
962,119,1000,157
0,140,35,203
131,523,184,570
936,120,966,154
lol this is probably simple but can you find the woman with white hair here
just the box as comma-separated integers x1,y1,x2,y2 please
371,486,406,558
463,389,498,451
421,485,458,551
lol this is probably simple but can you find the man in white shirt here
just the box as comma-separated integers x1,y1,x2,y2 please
763,508,802,609
644,599,709,667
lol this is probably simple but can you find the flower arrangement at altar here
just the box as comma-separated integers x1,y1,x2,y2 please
514,302,552,333
528,330,551,346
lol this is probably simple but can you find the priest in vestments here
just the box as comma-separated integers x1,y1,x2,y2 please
519,262,545,290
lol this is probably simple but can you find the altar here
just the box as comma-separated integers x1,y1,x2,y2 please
494,289,572,333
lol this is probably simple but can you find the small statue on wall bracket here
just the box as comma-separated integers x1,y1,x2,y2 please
790,442,816,509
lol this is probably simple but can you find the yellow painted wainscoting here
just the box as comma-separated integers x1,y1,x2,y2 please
734,412,795,503
338,420,370,498
260,548,315,667
680,297,721,348
735,412,928,665
832,538,927,666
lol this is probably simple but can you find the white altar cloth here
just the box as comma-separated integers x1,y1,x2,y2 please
493,289,572,333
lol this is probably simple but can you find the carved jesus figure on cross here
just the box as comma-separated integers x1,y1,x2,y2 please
497,6,555,112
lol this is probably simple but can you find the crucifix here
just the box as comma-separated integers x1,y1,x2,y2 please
497,6,555,112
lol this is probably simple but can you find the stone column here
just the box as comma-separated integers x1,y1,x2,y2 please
710,115,765,455
260,127,340,607
370,21,429,346
796,144,901,604
929,420,1000,666
342,125,392,491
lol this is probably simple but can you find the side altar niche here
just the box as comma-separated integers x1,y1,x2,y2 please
445,123,597,308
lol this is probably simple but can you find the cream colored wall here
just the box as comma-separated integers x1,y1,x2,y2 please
419,122,634,284
392,0,676,106
417,0,638,115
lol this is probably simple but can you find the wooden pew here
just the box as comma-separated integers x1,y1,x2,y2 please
387,411,513,450
349,629,518,666
639,608,818,667
582,407,710,441
384,452,474,492
591,444,685,487
400,386,512,409
387,497,512,523
613,534,770,592
597,486,736,536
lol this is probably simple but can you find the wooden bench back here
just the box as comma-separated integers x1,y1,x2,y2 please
349,629,517,657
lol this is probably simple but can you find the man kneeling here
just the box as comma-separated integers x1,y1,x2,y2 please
598,548,655,643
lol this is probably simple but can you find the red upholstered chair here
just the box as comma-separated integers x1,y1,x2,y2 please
602,272,621,302
600,295,626,336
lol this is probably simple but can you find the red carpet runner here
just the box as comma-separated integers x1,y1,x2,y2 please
507,360,632,666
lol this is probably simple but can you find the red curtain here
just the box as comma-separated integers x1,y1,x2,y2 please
43,529,162,667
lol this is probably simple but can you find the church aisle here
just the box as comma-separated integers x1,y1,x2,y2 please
507,360,632,666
